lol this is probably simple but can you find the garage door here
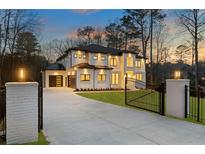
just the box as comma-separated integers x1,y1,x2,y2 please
49,75,63,87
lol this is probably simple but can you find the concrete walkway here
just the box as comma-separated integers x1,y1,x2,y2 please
44,88,205,145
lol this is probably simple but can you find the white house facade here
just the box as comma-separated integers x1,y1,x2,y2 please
43,44,146,90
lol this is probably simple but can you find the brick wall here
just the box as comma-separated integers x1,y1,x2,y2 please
6,82,38,144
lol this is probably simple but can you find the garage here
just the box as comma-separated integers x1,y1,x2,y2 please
43,63,66,88
49,75,63,87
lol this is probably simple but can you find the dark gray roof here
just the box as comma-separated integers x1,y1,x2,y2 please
56,44,146,62
69,44,123,55
72,63,113,70
45,63,66,70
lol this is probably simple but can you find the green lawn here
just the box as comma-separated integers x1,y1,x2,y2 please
77,89,160,112
78,91,126,107
77,90,205,125
23,131,49,145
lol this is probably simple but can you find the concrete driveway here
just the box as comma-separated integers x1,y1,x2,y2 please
44,88,205,145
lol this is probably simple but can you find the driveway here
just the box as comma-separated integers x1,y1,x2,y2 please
44,88,205,145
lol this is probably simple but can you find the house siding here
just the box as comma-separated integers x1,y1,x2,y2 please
76,68,94,89
46,46,146,90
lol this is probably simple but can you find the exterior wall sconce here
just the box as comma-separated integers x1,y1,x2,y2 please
54,72,58,75
18,68,25,81
174,70,181,79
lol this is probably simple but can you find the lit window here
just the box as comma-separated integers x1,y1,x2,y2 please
127,57,133,67
126,71,134,78
111,73,119,84
98,74,106,81
110,58,117,67
135,60,141,68
80,74,90,81
74,54,77,58
101,56,105,61
83,54,86,59
93,55,98,60
136,73,143,81
78,54,82,59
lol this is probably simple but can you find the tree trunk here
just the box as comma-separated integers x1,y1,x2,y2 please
150,10,153,84
194,10,199,88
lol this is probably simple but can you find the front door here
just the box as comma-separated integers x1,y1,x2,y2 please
49,75,63,87
67,76,71,87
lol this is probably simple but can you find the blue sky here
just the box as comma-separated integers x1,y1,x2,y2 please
38,9,124,41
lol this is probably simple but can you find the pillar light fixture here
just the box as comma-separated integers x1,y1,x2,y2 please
18,68,25,81
174,70,181,79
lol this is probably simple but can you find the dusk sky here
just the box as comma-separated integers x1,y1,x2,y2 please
35,9,205,61
38,9,124,42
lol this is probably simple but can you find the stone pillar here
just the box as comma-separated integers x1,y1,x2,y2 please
166,79,190,118
6,82,38,144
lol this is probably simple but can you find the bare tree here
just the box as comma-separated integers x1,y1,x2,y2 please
52,39,74,58
42,41,55,63
105,22,124,49
159,47,171,64
178,9,205,87
125,9,151,58
93,27,104,45
0,10,11,85
175,44,191,63
77,26,95,45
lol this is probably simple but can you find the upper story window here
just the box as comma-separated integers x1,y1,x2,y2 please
135,60,141,68
127,56,133,67
110,58,117,67
101,56,105,61
74,52,86,59
93,54,98,60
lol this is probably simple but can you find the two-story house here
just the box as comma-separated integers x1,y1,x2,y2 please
43,44,146,90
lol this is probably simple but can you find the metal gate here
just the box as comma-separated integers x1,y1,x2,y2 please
38,72,43,131
185,85,205,123
0,86,6,142
125,75,165,115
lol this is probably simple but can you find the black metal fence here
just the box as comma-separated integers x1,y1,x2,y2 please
0,86,6,141
38,72,43,131
185,85,205,123
125,75,165,115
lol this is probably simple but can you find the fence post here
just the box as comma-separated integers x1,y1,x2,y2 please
197,86,200,122
160,83,165,116
125,73,127,105
38,71,43,132
185,85,188,118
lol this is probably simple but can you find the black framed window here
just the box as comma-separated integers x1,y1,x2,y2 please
80,74,90,81
98,74,106,81
110,58,117,67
